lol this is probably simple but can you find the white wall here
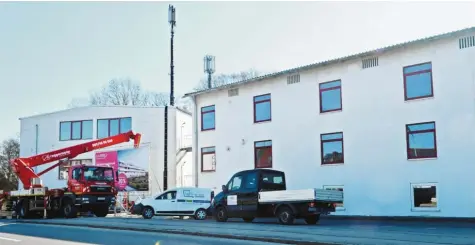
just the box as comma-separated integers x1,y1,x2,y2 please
192,33,475,217
19,106,192,195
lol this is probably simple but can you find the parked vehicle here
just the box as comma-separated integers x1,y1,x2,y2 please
133,187,213,220
210,169,343,225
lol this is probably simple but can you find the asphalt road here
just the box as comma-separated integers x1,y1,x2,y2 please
0,221,278,245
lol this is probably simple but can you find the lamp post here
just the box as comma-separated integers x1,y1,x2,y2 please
203,55,215,89
168,4,176,106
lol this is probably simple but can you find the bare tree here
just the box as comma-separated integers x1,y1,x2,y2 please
89,78,145,106
194,68,261,91
0,138,20,191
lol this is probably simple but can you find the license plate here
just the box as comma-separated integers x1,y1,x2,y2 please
98,197,105,201
308,207,317,212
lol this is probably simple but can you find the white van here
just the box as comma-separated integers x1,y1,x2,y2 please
133,187,213,220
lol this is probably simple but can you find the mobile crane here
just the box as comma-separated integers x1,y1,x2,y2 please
0,130,141,219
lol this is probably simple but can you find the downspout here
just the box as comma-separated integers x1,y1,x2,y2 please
191,95,199,187
35,124,38,173
163,106,168,191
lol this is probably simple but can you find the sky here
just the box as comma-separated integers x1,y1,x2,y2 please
1,1,475,142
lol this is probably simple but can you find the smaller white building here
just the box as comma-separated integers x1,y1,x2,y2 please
18,105,192,195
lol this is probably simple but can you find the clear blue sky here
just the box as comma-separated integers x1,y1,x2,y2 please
1,1,474,142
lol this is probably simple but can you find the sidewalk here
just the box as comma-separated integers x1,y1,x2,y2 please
14,216,475,245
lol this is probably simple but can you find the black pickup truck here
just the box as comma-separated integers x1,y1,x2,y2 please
210,169,343,225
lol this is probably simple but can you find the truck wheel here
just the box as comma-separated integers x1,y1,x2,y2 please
215,206,228,222
62,199,77,218
243,217,254,223
142,206,154,219
276,206,295,225
304,214,320,225
18,200,29,219
93,206,109,217
194,208,207,220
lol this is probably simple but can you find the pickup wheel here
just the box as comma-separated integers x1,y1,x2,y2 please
304,214,320,225
142,206,154,219
18,200,30,219
215,206,228,222
243,217,254,223
276,206,295,225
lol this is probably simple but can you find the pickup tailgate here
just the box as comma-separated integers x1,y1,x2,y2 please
258,188,343,203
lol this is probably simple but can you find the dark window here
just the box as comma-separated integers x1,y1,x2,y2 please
403,62,433,100
319,80,342,113
406,122,437,159
254,140,272,168
321,132,344,164
97,117,132,139
261,172,284,185
244,172,258,189
412,184,437,208
201,105,215,131
201,146,216,172
59,120,93,141
253,94,271,123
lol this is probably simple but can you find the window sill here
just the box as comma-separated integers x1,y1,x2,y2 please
201,171,216,173
404,96,434,102
201,129,216,132
408,157,437,161
321,163,344,166
411,208,440,212
320,109,342,115
254,120,271,125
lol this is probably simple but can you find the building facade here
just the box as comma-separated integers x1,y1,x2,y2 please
19,106,192,196
185,27,475,217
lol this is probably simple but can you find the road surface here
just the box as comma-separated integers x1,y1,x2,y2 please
0,221,277,245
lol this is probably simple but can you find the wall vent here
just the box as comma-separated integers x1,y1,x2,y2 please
459,36,475,49
362,57,379,69
228,88,239,97
287,74,300,85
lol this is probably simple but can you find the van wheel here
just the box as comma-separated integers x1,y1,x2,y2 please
243,217,254,223
276,206,295,225
142,206,154,219
215,206,228,222
304,214,320,225
194,208,207,220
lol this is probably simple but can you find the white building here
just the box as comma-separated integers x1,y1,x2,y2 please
185,27,475,218
18,105,193,196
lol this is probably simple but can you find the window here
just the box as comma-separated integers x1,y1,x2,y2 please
254,140,272,168
156,191,177,200
58,159,92,180
411,183,438,211
201,105,215,131
406,122,437,159
261,172,284,185
319,80,342,113
321,132,344,164
253,94,271,123
228,175,243,191
201,146,216,172
59,120,93,141
97,117,132,139
323,185,345,210
403,62,433,100
244,172,257,189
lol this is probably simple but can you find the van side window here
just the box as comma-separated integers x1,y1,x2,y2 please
244,172,257,189
156,191,177,200
229,175,243,191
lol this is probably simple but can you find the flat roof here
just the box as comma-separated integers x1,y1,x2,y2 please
184,26,475,98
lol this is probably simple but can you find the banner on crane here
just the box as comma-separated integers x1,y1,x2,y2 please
95,146,149,192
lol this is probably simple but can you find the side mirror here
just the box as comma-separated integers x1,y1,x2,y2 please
222,185,228,193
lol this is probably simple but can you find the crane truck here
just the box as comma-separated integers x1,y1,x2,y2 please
0,130,141,219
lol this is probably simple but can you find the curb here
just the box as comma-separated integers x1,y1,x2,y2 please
14,220,341,245
321,215,475,223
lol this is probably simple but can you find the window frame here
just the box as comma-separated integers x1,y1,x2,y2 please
323,185,345,211
201,105,216,131
201,146,216,172
405,121,437,160
58,159,92,180
96,117,132,139
254,140,273,169
319,80,342,113
320,132,344,165
410,182,439,212
155,190,177,200
253,93,272,123
59,120,93,141
403,62,434,101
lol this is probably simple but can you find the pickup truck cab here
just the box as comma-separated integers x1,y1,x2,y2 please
211,169,343,225
134,187,213,220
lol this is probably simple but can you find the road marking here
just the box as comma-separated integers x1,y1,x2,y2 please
0,236,21,242
0,223,14,227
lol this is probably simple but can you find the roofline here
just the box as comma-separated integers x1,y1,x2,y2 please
183,26,475,98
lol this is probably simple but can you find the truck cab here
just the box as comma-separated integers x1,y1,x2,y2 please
211,169,343,225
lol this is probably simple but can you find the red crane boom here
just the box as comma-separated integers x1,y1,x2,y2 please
10,130,142,190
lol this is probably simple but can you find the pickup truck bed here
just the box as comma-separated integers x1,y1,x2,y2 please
258,188,343,203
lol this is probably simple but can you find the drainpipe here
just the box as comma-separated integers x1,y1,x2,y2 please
191,95,199,187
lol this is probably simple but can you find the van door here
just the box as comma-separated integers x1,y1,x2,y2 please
239,171,259,217
225,174,244,217
153,191,177,214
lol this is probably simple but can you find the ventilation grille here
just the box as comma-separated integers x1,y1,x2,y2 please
362,57,379,69
459,36,475,49
228,88,239,97
287,74,300,85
